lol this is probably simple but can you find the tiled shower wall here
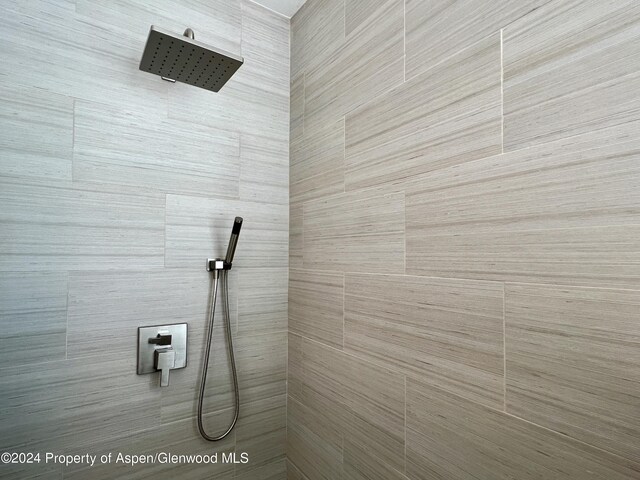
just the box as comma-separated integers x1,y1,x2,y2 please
0,1,288,479
288,1,640,479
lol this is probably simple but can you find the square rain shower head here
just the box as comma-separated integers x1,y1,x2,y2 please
139,26,243,92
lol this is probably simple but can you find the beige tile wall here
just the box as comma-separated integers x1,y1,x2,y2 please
0,1,289,479
288,0,640,479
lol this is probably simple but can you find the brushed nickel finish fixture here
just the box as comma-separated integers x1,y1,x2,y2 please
198,217,243,441
139,26,243,92
137,323,188,387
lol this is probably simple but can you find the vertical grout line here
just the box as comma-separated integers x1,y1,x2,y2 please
500,28,504,154
503,282,507,412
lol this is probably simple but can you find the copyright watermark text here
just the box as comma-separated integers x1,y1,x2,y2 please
1,451,248,467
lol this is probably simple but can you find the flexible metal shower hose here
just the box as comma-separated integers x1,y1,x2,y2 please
197,269,239,441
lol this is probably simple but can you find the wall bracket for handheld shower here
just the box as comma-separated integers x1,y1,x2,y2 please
206,259,232,271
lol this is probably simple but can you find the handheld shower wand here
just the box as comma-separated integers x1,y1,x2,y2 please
198,217,243,441
225,217,243,264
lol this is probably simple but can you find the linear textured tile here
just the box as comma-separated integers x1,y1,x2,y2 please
345,0,391,37
506,283,640,463
63,409,235,480
236,458,287,480
289,269,343,349
343,439,410,480
290,337,405,474
240,133,289,205
0,0,169,113
0,85,73,181
0,181,165,271
0,272,67,368
75,0,242,55
345,33,501,191
74,101,240,196
290,118,344,204
345,274,504,408
406,121,640,288
290,73,304,142
405,0,547,80
239,266,288,334
303,187,405,273
67,270,209,359
290,0,344,78
240,0,290,94
287,396,342,480
0,354,160,452
165,194,288,269
304,0,404,134
287,459,307,480
504,0,640,150
406,377,640,480
289,120,344,202
289,202,303,269
167,1,288,141
236,331,288,405
235,395,286,476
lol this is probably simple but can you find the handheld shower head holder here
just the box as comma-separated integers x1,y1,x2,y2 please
207,258,232,271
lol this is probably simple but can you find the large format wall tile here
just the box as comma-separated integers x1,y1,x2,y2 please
239,266,288,334
345,0,391,37
289,202,303,269
345,34,501,191
289,269,343,349
0,354,160,452
240,133,289,205
303,187,405,273
63,409,235,480
290,73,304,142
503,0,640,150
235,395,286,476
406,121,640,288
74,100,240,196
505,283,640,463
290,119,344,204
345,274,504,408
0,0,169,113
290,0,344,79
405,0,547,80
406,377,640,480
167,2,288,142
304,0,404,134
0,272,67,367
0,181,165,271
289,335,405,474
67,270,209,359
0,85,73,181
287,396,342,480
165,194,288,269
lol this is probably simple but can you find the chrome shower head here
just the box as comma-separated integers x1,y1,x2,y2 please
139,26,243,92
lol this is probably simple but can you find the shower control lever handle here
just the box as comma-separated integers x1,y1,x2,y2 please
148,334,172,346
154,348,176,387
